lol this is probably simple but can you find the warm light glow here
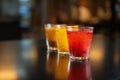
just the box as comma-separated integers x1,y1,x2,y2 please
113,52,119,65
78,6,92,22
90,48,104,62
90,35,105,62
30,45,38,63
90,34,106,72
0,70,18,80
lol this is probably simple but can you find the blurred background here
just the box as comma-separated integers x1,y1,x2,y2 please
0,0,119,40
0,0,120,80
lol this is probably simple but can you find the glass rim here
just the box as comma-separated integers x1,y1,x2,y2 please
67,25,79,28
53,24,66,28
67,25,94,31
80,26,94,30
44,23,53,28
67,25,94,29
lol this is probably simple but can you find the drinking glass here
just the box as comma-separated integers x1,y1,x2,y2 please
67,25,94,60
54,24,69,55
45,24,57,50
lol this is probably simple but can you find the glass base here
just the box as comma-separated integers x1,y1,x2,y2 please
70,56,89,62
58,52,70,56
48,47,57,51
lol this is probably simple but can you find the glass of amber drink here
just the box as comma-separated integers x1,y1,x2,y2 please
45,24,57,50
67,25,94,60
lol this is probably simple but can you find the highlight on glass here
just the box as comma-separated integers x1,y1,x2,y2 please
67,25,94,61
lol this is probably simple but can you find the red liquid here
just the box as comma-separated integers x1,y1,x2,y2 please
68,61,92,80
67,30,93,58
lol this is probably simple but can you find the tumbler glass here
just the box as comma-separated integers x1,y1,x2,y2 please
67,25,94,60
54,24,69,55
45,24,57,50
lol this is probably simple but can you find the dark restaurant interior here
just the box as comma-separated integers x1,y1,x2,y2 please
0,0,120,80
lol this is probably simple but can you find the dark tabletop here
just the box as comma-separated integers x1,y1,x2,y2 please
0,33,120,80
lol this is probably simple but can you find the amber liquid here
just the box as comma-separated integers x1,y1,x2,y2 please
45,27,57,49
56,27,69,54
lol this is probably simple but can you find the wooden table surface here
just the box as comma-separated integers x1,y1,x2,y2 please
0,33,120,80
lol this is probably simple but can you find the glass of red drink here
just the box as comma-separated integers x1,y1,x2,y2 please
67,25,93,60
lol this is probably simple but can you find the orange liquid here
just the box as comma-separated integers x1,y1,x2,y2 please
56,27,69,53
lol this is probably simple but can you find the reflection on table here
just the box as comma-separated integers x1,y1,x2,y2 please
0,33,120,80
68,60,92,80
